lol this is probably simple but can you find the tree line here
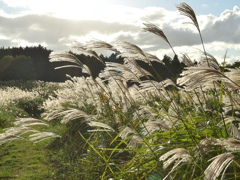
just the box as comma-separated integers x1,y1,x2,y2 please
3,45,238,83
0,45,106,82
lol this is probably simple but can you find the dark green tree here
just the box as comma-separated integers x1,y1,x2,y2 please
0,55,35,80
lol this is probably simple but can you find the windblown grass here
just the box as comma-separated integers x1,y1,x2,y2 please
1,2,240,180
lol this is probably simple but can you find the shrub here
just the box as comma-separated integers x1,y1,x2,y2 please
0,105,28,129
16,96,45,118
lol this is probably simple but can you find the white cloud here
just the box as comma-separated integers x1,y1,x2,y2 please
16,39,47,48
202,4,208,8
214,54,240,64
1,0,144,23
29,23,45,31
0,1,239,64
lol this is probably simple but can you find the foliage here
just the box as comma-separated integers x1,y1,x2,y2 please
0,46,124,82
0,105,28,129
0,55,35,80
16,96,45,118
0,45,186,82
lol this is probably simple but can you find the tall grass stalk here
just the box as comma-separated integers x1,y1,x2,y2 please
176,2,210,67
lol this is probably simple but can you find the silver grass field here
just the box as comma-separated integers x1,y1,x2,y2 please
1,2,240,180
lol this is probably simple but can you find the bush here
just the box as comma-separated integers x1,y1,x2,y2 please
16,96,45,118
0,105,28,129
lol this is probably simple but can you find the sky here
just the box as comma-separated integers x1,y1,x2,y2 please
0,0,239,64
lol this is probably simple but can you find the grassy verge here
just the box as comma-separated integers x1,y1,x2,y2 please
0,139,53,179
0,81,61,179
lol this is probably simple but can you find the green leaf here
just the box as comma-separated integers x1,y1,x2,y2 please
147,173,162,180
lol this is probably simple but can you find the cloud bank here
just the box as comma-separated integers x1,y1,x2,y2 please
0,2,239,63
